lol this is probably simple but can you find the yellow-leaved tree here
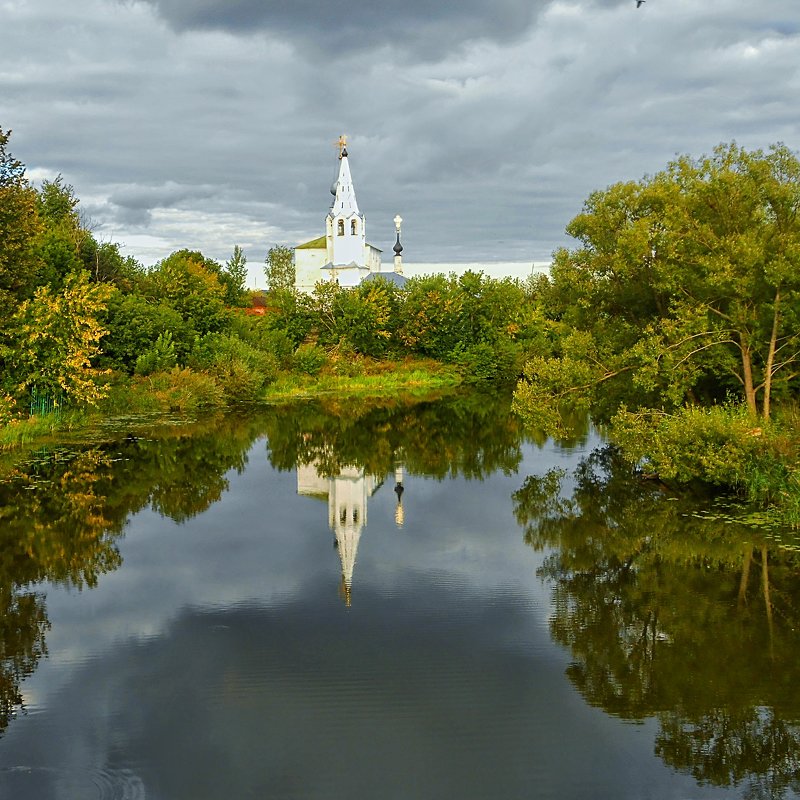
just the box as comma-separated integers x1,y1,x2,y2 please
4,270,112,407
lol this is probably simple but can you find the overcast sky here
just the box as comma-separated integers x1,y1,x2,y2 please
2,0,798,284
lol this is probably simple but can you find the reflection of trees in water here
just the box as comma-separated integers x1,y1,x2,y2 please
0,589,48,733
514,446,800,798
0,415,266,735
0,395,539,736
262,391,548,480
657,709,800,800
0,448,123,735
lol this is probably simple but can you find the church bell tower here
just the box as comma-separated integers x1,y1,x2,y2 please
326,135,367,269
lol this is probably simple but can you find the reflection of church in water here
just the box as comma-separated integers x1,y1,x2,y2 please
297,462,405,606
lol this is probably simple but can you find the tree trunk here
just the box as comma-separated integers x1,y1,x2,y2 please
762,289,780,420
761,544,774,659
741,340,757,415
738,547,752,609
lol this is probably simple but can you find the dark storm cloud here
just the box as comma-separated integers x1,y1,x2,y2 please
106,181,217,225
140,0,625,56
109,181,215,212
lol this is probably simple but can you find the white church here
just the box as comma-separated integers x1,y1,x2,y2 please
294,136,407,294
293,136,550,293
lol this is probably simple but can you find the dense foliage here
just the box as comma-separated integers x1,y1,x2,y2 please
513,142,800,519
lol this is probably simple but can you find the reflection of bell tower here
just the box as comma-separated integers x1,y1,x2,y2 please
394,464,405,528
297,461,381,607
296,455,407,604
329,467,370,606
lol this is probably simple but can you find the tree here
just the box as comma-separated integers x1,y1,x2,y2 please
148,249,230,336
221,244,249,307
514,143,800,428
99,289,187,373
264,245,295,292
1,270,112,406
80,238,142,290
35,176,87,288
0,128,43,310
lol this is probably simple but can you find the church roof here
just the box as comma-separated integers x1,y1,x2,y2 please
320,261,369,271
362,271,408,288
330,149,361,218
296,235,326,250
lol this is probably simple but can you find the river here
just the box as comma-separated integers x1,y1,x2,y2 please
1,394,798,799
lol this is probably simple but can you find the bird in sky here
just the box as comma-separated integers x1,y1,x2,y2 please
636,0,645,6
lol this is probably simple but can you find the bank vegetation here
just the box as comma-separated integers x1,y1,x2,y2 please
2,127,799,523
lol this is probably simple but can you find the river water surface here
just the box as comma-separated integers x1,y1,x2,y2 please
1,395,799,799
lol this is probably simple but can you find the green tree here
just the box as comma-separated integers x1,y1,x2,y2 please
263,287,314,347
2,270,112,405
148,249,230,336
397,271,535,381
514,142,800,429
99,290,188,372
35,176,86,288
264,245,295,291
397,273,463,359
80,238,142,290
0,128,43,310
221,244,249,307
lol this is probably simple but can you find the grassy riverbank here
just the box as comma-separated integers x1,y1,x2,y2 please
0,357,462,451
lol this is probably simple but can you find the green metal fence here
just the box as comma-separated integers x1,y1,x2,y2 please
29,386,64,419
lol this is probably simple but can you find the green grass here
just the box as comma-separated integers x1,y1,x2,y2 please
0,408,90,450
264,357,461,401
0,358,463,452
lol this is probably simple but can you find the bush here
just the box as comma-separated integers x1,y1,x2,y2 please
450,340,520,384
292,344,327,376
134,332,178,376
229,315,294,367
190,333,278,379
326,340,365,377
141,368,225,412
610,404,760,486
189,333,279,403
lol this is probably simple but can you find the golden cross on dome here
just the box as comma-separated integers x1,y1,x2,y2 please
335,134,348,157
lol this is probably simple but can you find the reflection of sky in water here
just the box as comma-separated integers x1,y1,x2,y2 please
0,431,727,799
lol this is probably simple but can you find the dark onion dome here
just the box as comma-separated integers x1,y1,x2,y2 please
393,232,403,255
341,147,348,158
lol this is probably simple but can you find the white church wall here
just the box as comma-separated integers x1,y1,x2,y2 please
400,262,551,281
365,244,382,272
295,247,329,293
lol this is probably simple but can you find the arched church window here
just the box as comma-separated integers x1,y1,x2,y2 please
337,219,344,236
351,219,358,235
352,508,359,524
340,507,347,524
